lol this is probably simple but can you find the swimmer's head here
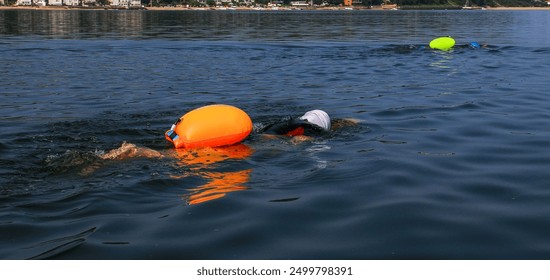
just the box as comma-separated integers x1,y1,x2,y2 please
299,110,331,131
469,42,481,49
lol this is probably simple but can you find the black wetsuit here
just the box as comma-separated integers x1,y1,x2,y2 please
260,116,326,136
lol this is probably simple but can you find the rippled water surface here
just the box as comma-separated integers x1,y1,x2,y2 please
1,10,550,259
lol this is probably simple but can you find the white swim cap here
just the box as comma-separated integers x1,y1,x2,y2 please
300,110,331,131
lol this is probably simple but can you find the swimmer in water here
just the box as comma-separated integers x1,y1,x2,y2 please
100,109,359,160
258,109,359,144
260,109,331,138
456,42,488,49
91,108,359,204
408,41,487,50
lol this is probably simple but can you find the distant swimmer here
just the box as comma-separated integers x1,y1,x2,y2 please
428,36,487,50
404,37,486,51
453,41,487,49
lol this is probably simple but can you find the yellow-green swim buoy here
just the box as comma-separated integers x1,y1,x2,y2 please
429,37,456,51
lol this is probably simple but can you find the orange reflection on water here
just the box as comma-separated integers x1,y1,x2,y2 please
171,144,253,205
185,169,251,205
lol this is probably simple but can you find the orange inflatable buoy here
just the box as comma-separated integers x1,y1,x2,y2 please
165,104,252,149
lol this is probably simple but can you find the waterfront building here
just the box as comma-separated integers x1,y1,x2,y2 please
214,0,232,6
110,0,141,7
290,1,309,6
64,0,80,5
83,0,98,5
15,0,32,5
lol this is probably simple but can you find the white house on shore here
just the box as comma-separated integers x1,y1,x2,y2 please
110,0,141,7
290,1,310,6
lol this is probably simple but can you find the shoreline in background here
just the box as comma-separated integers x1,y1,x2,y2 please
1,5,550,11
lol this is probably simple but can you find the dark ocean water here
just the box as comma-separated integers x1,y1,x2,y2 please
1,9,550,259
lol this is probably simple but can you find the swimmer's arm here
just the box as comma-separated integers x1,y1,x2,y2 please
331,118,361,130
261,133,313,144
290,118,360,143
100,142,164,160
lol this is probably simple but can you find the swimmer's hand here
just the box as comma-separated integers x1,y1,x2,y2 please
100,142,163,160
290,135,312,145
